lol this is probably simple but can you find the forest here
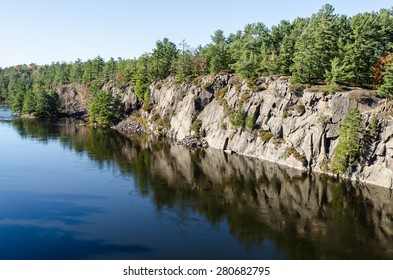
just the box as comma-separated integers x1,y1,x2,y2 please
0,4,393,120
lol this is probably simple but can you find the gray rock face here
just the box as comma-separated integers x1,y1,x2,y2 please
56,83,140,117
56,84,89,116
143,75,393,188
56,75,393,188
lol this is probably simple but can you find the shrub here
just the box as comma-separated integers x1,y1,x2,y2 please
245,115,257,131
230,107,247,128
190,118,203,137
142,101,153,112
214,87,227,100
163,116,171,128
296,104,305,115
285,146,307,167
151,113,160,122
319,158,330,172
272,137,285,148
258,130,273,142
288,83,306,94
203,81,213,91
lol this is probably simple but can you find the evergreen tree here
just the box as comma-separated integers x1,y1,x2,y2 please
150,38,178,80
175,40,195,82
332,107,362,174
379,60,393,97
82,60,93,84
91,56,105,81
292,4,338,83
342,13,380,85
70,59,84,83
103,57,117,82
326,57,345,88
89,89,120,126
277,18,307,75
22,89,36,114
35,89,59,117
230,23,268,77
134,54,151,101
207,30,231,74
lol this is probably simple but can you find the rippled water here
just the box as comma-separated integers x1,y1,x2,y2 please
1,105,393,259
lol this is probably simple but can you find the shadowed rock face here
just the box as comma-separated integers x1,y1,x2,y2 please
10,118,393,259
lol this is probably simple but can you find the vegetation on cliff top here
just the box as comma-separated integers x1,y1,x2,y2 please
0,4,392,120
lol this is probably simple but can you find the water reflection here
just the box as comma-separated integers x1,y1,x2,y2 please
4,116,393,259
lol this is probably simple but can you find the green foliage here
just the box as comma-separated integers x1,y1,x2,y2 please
378,60,393,97
341,11,393,86
190,118,203,137
326,57,345,87
21,90,36,114
134,54,151,101
205,30,232,74
291,4,339,83
35,89,59,117
332,107,363,174
89,89,120,126
258,130,273,142
245,114,257,131
150,38,179,80
230,107,247,128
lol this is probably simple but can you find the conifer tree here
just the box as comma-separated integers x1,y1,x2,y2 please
379,60,393,97
342,13,379,85
150,38,179,80
332,107,362,174
326,57,344,88
208,30,231,74
292,4,338,83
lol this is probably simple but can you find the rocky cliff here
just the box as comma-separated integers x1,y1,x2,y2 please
55,75,393,188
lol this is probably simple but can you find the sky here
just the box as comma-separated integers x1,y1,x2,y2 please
0,0,392,68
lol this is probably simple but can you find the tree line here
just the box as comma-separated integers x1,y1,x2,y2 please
1,4,393,117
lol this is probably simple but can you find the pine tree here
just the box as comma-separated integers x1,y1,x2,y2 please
103,57,117,82
332,107,362,174
292,4,338,83
230,23,268,78
379,60,393,97
70,59,84,83
325,57,344,89
89,90,120,126
342,13,379,85
150,38,179,80
208,30,231,74
278,18,308,75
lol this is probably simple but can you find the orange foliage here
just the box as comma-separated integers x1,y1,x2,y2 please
373,53,393,85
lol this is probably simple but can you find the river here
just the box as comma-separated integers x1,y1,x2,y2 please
0,105,393,259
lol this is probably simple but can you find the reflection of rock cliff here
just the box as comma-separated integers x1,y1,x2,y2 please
14,118,391,259
143,142,393,259
55,75,393,188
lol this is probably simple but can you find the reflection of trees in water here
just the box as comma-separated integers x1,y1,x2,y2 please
10,118,393,259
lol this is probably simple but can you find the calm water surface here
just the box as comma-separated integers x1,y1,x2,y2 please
1,105,393,259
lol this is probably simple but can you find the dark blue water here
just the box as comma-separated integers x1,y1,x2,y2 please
1,105,393,259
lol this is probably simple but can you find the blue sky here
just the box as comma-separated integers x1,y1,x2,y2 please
0,0,392,68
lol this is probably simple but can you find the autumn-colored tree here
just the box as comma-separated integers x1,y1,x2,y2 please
372,53,393,85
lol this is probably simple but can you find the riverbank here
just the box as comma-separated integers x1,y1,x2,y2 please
37,75,393,189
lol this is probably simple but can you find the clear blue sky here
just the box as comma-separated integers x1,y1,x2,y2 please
0,0,391,68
